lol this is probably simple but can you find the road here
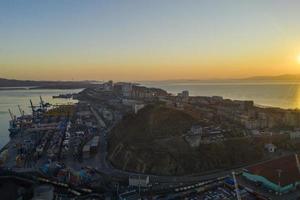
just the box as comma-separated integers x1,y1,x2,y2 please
4,101,296,195
88,102,295,188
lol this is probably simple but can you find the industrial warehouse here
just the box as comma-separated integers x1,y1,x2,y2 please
242,154,300,195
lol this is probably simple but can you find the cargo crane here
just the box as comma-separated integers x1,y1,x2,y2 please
8,109,20,138
29,99,42,123
39,96,51,110
8,109,15,121
30,97,49,114
18,105,24,116
30,99,35,113
40,96,44,109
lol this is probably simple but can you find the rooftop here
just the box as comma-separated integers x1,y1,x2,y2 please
246,154,300,186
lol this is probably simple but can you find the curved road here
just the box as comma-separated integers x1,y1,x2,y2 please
90,103,293,186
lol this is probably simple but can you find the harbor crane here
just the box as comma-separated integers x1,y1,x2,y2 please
30,99,35,113
8,109,15,121
18,105,24,116
40,96,44,109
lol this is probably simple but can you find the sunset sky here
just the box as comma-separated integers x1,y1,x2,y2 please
1,0,300,81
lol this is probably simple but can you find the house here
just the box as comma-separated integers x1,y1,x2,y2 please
264,143,276,153
129,175,150,188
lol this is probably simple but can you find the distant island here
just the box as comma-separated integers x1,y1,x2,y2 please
0,78,96,89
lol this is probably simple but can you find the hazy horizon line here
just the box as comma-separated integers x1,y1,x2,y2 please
2,73,300,83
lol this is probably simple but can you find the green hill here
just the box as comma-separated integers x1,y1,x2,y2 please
108,104,264,175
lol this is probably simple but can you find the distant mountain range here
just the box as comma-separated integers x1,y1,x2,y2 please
0,78,94,89
141,74,300,84
1,74,300,89
241,74,300,82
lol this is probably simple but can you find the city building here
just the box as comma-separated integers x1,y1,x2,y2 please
129,175,150,188
290,131,300,139
114,82,133,97
211,96,223,104
177,90,189,98
182,90,189,98
243,154,300,194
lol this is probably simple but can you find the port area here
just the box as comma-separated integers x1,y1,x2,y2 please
0,101,107,181
0,95,258,199
1,83,300,199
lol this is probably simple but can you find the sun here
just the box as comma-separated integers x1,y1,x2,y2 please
297,54,300,64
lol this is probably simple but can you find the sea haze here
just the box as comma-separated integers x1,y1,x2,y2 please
141,81,300,109
1,81,300,148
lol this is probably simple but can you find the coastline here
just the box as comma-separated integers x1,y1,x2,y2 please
0,86,85,90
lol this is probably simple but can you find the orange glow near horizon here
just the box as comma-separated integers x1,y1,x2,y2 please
2,49,300,81
2,1,300,81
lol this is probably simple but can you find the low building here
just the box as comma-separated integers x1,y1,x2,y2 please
243,154,300,194
185,134,202,148
82,144,90,159
32,185,54,200
290,131,300,139
189,125,202,135
134,104,145,114
211,96,223,104
90,136,100,154
182,90,189,98
114,82,133,97
129,175,149,188
264,143,276,153
119,190,141,200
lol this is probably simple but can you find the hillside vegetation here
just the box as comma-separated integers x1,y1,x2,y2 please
108,104,264,175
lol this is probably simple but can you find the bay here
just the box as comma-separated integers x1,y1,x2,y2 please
0,89,81,148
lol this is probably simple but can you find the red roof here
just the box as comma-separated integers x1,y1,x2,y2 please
246,154,300,186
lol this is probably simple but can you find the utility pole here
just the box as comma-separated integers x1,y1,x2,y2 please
116,183,119,197
138,175,141,195
295,153,300,174
277,169,282,195
232,171,241,200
